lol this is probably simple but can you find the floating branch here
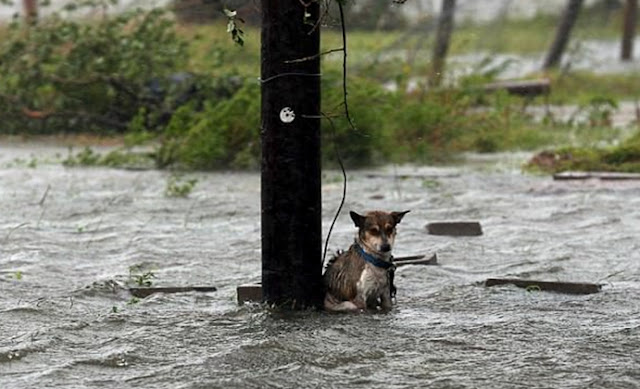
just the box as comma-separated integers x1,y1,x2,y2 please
365,173,459,179
129,286,217,298
485,278,602,295
395,254,438,266
553,171,640,180
483,79,550,97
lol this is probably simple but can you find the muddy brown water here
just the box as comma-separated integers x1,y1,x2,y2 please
1,144,639,388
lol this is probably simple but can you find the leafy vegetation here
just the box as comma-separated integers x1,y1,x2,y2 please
0,1,191,134
165,174,198,198
0,0,638,171
62,146,153,168
526,133,640,174
128,264,156,287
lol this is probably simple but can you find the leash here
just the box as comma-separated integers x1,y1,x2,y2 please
321,113,347,268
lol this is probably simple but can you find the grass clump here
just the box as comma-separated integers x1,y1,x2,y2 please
128,264,156,287
526,133,640,173
165,174,198,198
62,146,154,168
0,4,188,135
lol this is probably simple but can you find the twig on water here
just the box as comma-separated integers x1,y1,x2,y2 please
38,184,51,206
36,184,51,228
4,223,29,244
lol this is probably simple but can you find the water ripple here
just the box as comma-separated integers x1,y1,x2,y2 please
1,150,640,388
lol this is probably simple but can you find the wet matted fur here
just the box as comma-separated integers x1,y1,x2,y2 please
323,210,409,312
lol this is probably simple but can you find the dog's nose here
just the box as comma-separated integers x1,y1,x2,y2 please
380,243,391,252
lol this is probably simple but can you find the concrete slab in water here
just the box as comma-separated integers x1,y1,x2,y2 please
426,221,483,236
237,284,263,305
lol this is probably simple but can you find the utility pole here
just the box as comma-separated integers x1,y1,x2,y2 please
260,1,323,309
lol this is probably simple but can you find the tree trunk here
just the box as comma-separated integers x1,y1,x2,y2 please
260,0,323,309
621,0,638,61
542,0,584,70
429,0,456,87
23,0,37,23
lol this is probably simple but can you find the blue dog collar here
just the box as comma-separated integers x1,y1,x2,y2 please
356,244,394,270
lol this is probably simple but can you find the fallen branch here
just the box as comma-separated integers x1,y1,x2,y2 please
483,79,551,97
485,278,601,295
395,253,438,266
365,173,459,179
129,286,217,298
553,171,640,180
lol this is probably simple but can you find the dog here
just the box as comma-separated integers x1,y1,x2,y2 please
323,210,409,312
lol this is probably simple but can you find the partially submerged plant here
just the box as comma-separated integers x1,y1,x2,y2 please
526,284,542,293
63,147,101,167
165,174,198,198
128,264,156,287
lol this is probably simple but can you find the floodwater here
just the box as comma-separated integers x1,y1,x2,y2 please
1,143,639,388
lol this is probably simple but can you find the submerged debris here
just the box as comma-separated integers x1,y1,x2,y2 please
485,278,602,295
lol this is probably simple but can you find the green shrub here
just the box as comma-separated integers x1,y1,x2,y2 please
0,2,187,134
321,71,392,167
153,81,261,170
165,174,198,198
526,133,640,173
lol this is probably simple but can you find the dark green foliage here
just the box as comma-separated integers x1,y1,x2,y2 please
391,93,466,162
151,81,261,170
128,264,155,287
602,142,640,166
526,134,640,173
321,71,391,167
0,2,187,134
2,1,634,171
165,174,198,197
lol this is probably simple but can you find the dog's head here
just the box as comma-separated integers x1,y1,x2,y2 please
350,210,409,256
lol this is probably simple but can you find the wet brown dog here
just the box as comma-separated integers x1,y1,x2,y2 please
323,210,409,312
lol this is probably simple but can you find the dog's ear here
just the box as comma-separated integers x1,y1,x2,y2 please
391,210,410,225
350,211,366,228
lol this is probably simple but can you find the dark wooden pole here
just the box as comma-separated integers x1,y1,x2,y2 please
429,0,456,87
23,0,38,23
261,0,323,309
621,0,638,61
542,0,584,70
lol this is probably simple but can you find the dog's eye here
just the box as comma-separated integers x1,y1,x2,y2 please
385,227,394,235
369,227,380,235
